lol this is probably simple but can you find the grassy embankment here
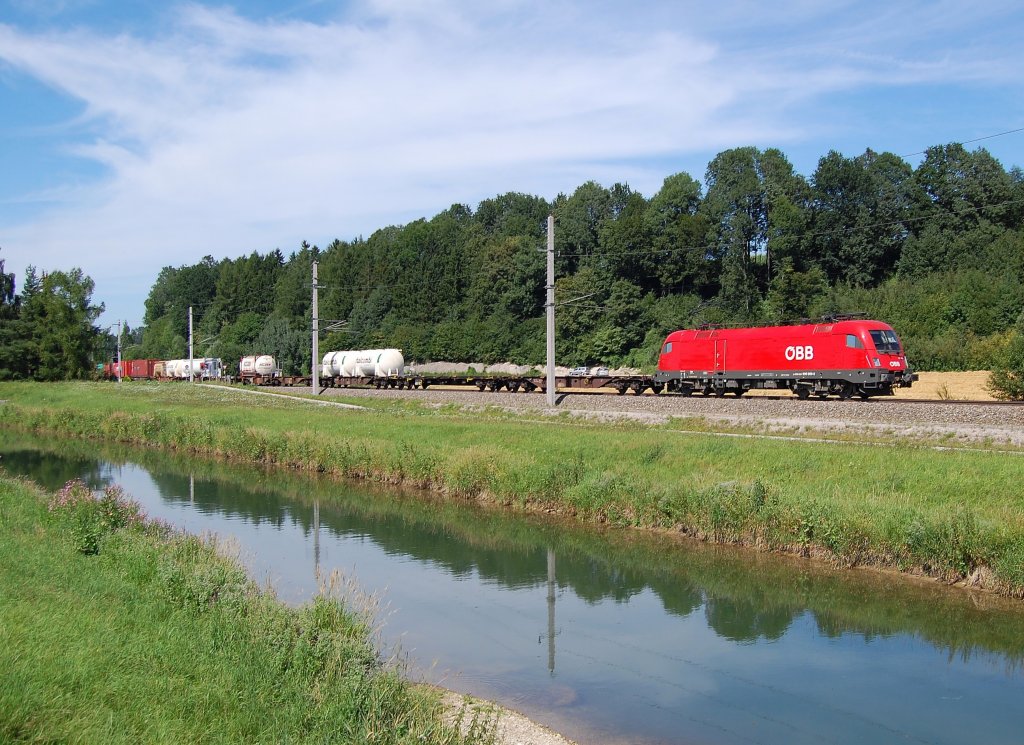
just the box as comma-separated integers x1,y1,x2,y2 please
1,380,1023,597
0,473,496,744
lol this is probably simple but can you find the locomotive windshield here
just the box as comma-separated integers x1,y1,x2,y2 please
869,330,902,354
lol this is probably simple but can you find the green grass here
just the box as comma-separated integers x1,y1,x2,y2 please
2,380,1024,596
0,473,494,744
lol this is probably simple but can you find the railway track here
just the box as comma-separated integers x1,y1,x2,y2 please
336,380,1018,407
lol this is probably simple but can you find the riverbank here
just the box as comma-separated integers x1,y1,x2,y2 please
0,474,511,743
1,381,1023,598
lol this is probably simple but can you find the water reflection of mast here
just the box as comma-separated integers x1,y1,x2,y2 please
189,473,194,504
547,547,556,675
313,499,321,577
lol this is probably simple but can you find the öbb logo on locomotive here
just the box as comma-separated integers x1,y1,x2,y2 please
784,345,814,361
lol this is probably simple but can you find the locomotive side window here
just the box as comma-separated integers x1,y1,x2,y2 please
846,334,865,349
662,342,673,354
869,330,902,354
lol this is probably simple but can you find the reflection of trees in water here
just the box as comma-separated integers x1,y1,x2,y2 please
3,428,1024,664
703,596,796,642
0,448,111,492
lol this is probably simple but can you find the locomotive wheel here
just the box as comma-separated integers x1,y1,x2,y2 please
714,388,727,397
859,391,870,400
838,383,856,400
733,389,745,397
651,384,664,395
795,387,810,400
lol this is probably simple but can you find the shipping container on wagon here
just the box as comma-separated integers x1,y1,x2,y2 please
654,319,915,399
127,359,160,379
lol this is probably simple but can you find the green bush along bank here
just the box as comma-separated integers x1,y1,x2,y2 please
2,381,1024,597
0,473,493,744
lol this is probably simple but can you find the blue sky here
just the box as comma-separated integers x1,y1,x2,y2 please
1,0,1023,328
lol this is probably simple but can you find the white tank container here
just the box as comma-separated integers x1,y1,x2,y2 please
164,358,222,379
321,349,405,377
322,351,341,376
240,355,276,376
165,359,187,378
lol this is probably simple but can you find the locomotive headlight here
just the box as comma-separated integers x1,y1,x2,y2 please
873,358,881,367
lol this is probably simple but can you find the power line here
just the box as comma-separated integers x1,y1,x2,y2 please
901,126,1024,158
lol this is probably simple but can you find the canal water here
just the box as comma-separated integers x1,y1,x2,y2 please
3,429,1024,745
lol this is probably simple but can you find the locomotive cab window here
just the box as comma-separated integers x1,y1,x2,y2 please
846,334,865,349
869,330,902,354
662,342,673,354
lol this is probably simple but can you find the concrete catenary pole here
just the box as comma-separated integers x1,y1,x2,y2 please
312,260,319,397
546,214,556,407
116,320,122,384
188,306,194,383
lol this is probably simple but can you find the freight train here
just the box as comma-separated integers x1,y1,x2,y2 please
100,319,915,399
100,357,224,381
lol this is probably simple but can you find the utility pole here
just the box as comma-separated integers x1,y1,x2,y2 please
188,306,194,383
312,260,319,396
546,214,556,407
116,320,122,384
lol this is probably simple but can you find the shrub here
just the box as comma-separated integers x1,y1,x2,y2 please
47,479,144,554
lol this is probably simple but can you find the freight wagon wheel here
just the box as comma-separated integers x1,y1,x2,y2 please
508,382,520,392
651,384,664,395
732,389,745,397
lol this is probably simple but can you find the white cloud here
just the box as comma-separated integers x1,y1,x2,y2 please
0,0,1021,325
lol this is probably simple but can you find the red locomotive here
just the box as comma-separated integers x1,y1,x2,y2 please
654,319,915,399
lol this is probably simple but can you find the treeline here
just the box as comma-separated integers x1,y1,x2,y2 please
136,143,1024,376
3,141,1024,383
0,260,105,381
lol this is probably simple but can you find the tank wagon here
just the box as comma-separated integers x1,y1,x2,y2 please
236,355,318,386
322,349,405,378
654,319,915,399
163,358,224,380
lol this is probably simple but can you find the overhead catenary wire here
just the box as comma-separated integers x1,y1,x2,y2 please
900,126,1024,158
